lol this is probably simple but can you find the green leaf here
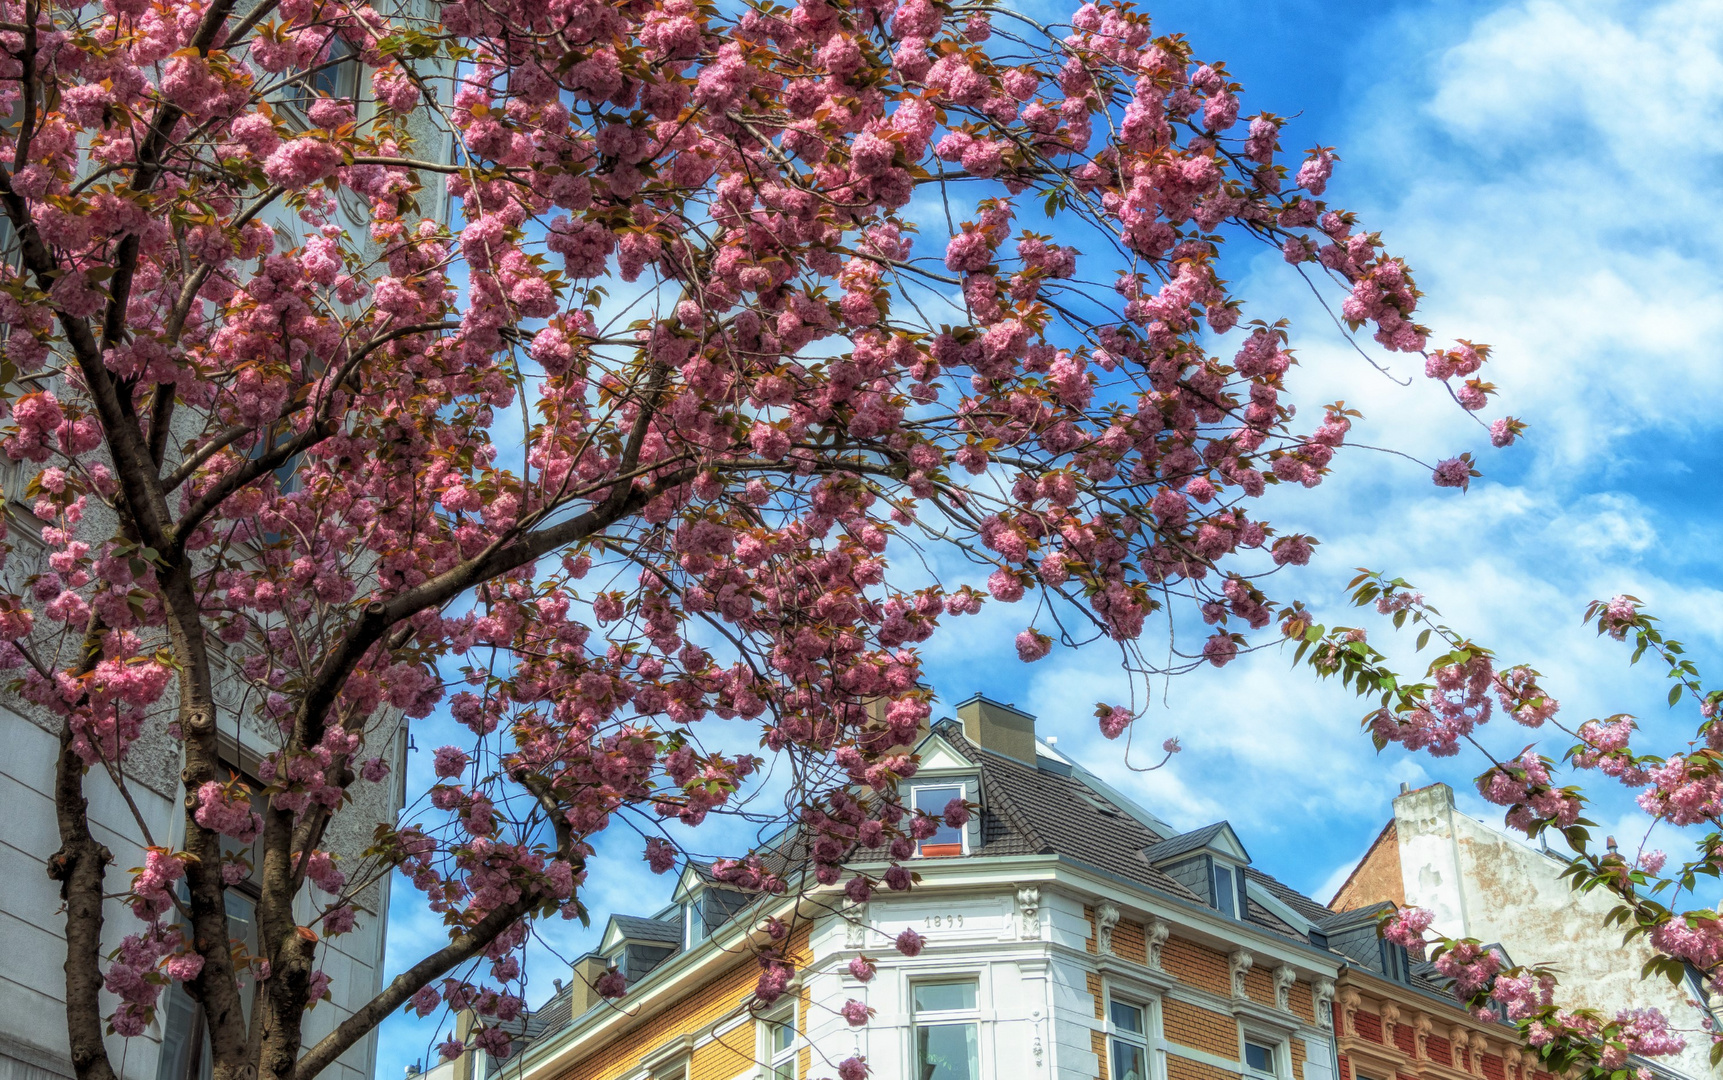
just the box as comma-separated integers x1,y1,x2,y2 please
1415,628,1431,652
1670,684,1684,707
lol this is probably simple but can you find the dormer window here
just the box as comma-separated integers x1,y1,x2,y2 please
913,784,966,857
1212,863,1239,919
1144,821,1252,920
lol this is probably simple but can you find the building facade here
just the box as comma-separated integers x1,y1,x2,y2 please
1330,783,1718,1080
0,6,452,1080
472,695,1564,1080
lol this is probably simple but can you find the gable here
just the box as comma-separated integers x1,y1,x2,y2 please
913,732,976,773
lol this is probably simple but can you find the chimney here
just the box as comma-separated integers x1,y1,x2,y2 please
567,954,612,1017
955,694,1037,764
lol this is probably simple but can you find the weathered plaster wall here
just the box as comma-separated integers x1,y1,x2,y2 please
1392,785,1717,1079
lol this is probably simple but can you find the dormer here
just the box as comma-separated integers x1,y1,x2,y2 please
1145,822,1252,919
1311,902,1418,984
671,863,751,950
909,726,982,857
597,910,682,984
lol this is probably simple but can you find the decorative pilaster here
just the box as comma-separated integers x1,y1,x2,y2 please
1337,987,1361,1034
1380,1002,1400,1044
1273,965,1296,1011
1095,900,1121,955
1229,949,1254,999
1313,979,1335,1030
1016,885,1042,939
1144,916,1170,969
841,900,868,949
1414,1015,1433,1060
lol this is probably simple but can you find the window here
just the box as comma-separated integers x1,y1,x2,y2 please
912,979,979,1080
158,770,265,1080
1381,939,1411,984
761,1009,796,1080
1244,1041,1278,1079
913,785,965,857
289,36,359,115
1108,998,1150,1080
1212,863,1237,918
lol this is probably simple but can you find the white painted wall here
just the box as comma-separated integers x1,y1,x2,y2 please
1391,784,1718,1080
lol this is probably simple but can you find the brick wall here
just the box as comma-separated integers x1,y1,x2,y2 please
1392,1026,1414,1057
1243,967,1274,1005
1085,906,1099,954
1287,982,1314,1026
1426,1035,1452,1068
1160,938,1231,998
1162,999,1237,1058
1113,920,1147,965
1352,1012,1381,1044
1168,1056,1241,1080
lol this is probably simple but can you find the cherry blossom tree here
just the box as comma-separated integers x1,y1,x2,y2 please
0,1,1514,1079
1290,581,1719,1076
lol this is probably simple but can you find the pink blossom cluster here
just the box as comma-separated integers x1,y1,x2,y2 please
0,0,1527,1045
1433,941,1501,997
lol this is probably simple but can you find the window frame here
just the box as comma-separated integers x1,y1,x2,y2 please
284,35,361,120
758,1003,797,1080
911,782,969,858
1209,859,1247,919
1241,1035,1284,1080
1104,990,1154,1080
909,975,982,1080
159,766,267,1080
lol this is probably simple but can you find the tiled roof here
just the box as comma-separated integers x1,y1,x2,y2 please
1142,822,1234,864
608,912,682,946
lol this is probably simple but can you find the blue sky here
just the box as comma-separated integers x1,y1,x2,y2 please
374,1,1723,1072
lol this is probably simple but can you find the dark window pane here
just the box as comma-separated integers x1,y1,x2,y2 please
1214,865,1236,918
1111,1040,1147,1080
1246,1042,1275,1073
912,980,976,1012
1110,1000,1144,1034
916,1023,978,1080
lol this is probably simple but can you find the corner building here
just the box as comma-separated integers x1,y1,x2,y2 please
495,696,1654,1080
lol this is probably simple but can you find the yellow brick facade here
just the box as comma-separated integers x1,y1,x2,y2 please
1162,999,1239,1058
1169,1055,1243,1080
1111,920,1148,965
1160,937,1232,998
554,930,810,1080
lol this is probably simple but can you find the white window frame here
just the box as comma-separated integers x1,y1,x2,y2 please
1104,990,1154,1080
758,1003,797,1080
911,782,970,857
1241,1033,1286,1080
908,975,983,1080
